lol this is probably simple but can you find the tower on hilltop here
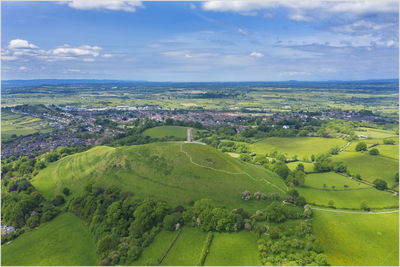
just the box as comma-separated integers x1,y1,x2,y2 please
187,128,194,142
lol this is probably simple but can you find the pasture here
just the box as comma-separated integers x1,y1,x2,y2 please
304,172,370,189
377,144,399,160
332,152,398,187
1,213,98,266
204,231,259,266
143,126,197,139
252,137,346,160
162,227,207,265
133,230,177,266
354,127,398,139
297,187,398,209
313,210,399,266
33,142,287,211
1,110,51,141
287,162,314,173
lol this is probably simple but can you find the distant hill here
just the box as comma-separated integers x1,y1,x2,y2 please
33,142,287,210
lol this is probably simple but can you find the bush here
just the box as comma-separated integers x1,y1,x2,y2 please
52,195,65,206
198,232,214,266
383,139,395,145
373,179,387,190
360,201,370,211
62,187,70,196
369,148,379,155
355,142,367,151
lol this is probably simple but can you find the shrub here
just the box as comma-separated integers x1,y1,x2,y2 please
360,201,370,211
52,195,65,206
62,187,70,196
355,142,367,151
369,148,379,155
373,179,387,190
198,232,214,266
383,139,395,145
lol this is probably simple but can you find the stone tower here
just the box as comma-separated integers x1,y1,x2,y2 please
187,128,194,142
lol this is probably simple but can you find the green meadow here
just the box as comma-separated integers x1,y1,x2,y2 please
304,172,370,189
252,137,346,159
297,187,398,209
143,126,198,139
313,210,399,266
162,227,207,266
1,110,51,141
354,127,398,139
1,213,98,266
332,152,398,187
287,161,315,173
33,142,287,211
204,231,259,266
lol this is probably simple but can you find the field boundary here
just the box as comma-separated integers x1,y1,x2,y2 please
158,229,184,265
180,143,287,193
198,232,214,266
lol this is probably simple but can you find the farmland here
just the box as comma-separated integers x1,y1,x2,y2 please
143,126,196,139
1,213,98,266
252,137,346,160
1,110,51,141
304,172,369,189
313,210,399,266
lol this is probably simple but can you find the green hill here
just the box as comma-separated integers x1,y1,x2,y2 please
1,213,98,266
33,142,287,210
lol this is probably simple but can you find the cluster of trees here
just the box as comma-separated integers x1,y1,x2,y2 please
241,190,281,201
313,154,347,174
257,220,328,266
68,184,175,265
182,199,245,232
272,162,307,187
1,179,59,243
218,141,250,154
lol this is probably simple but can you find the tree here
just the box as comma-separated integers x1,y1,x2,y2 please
395,172,399,183
355,142,367,151
373,179,387,190
360,201,370,211
296,163,305,172
273,162,290,179
241,190,251,201
62,187,70,196
328,200,335,208
294,171,305,186
369,148,379,155
52,195,65,206
383,139,395,145
265,202,286,223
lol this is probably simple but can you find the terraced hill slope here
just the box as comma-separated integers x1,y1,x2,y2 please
33,142,287,210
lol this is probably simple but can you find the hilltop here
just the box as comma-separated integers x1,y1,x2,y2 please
33,142,287,210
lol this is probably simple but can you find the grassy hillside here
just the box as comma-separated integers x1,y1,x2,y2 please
354,127,398,139
313,210,399,266
143,126,198,139
1,213,98,266
252,137,346,160
332,152,398,187
33,142,287,210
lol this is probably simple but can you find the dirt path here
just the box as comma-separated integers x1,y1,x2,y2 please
340,141,351,152
180,143,287,193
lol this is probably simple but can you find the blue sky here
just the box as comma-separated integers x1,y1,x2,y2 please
2,1,398,81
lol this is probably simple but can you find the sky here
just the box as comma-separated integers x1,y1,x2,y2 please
1,1,399,81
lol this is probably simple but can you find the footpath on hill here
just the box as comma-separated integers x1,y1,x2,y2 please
180,143,287,194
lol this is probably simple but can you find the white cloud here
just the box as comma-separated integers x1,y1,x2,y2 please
279,71,311,76
386,40,396,47
52,45,102,57
102,53,113,58
202,1,398,20
9,39,38,49
250,52,264,58
19,66,28,71
65,1,144,12
83,58,95,62
237,28,249,35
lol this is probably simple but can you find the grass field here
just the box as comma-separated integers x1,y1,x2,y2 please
297,187,398,209
33,142,287,211
1,110,51,141
376,144,399,160
252,137,346,160
332,152,398,187
204,231,259,266
1,213,98,266
143,126,198,139
287,161,314,173
304,172,370,189
354,127,398,139
313,210,399,266
133,230,177,266
162,227,207,266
